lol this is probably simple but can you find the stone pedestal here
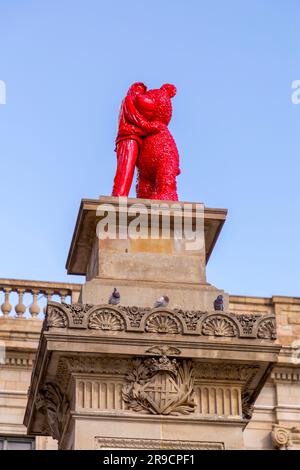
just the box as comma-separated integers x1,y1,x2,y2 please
66,197,228,311
24,197,280,449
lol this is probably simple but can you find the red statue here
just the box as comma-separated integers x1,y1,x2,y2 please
112,83,180,201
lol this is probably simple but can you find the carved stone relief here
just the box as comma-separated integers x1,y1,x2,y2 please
201,315,237,337
271,425,300,450
175,309,204,331
88,308,125,331
241,391,255,420
122,357,195,415
257,318,277,340
62,302,93,326
45,302,277,340
118,306,150,327
145,312,182,334
271,426,290,449
46,307,68,328
233,314,261,335
35,382,69,441
145,345,181,356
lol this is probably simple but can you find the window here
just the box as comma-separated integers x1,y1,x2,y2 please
0,437,35,450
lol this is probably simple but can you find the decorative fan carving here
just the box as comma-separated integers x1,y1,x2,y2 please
145,312,181,334
46,306,68,328
257,318,277,339
88,308,125,331
202,315,237,337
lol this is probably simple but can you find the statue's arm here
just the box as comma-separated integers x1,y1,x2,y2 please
123,96,166,134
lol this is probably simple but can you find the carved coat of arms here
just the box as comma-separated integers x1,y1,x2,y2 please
122,356,195,415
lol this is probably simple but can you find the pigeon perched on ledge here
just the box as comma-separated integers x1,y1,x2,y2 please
154,295,169,308
109,288,120,305
214,295,224,311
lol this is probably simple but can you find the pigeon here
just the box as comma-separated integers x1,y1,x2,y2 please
154,295,169,308
214,295,224,311
108,288,120,305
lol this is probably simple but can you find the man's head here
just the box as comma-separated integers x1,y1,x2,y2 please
128,82,147,97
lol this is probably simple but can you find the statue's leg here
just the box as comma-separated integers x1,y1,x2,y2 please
155,167,178,201
112,139,139,197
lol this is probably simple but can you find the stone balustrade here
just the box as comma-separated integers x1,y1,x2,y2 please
0,278,81,319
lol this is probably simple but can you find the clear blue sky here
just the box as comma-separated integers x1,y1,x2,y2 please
0,0,299,297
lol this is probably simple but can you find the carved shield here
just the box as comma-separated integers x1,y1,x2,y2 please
122,358,196,415
141,371,181,414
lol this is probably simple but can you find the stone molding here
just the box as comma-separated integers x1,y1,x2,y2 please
95,436,224,450
45,302,277,339
1,355,34,368
271,367,300,383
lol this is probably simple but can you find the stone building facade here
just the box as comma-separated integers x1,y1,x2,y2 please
1,288,300,450
1,198,299,450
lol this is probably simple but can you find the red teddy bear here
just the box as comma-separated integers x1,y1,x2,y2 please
135,84,180,201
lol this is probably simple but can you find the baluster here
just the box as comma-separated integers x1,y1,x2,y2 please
1,288,12,317
60,290,68,304
15,289,26,318
29,289,40,318
43,290,53,315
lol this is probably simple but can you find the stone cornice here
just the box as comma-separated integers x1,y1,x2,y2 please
43,333,281,359
45,302,277,340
